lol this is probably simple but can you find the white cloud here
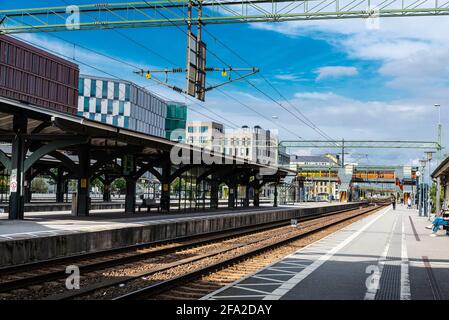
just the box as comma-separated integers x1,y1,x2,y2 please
315,66,358,80
274,73,304,81
294,91,342,100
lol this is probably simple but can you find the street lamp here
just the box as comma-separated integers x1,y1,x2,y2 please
418,159,427,217
434,104,443,162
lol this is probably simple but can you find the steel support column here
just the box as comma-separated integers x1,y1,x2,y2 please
103,175,111,202
24,169,32,203
437,176,441,214
228,183,236,208
75,146,90,217
160,162,171,212
210,177,219,209
125,177,137,214
254,187,260,207
56,167,65,203
273,183,278,207
8,115,27,220
243,184,250,208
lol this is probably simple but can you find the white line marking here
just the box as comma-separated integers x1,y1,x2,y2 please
233,285,272,295
400,219,411,300
266,268,297,274
364,213,398,300
263,206,392,300
209,294,267,299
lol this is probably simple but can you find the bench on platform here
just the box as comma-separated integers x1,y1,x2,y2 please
138,197,160,213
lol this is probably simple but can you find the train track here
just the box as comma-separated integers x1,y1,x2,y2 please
112,204,384,300
0,204,383,300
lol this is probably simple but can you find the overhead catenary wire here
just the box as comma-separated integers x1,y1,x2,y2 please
153,0,336,144
54,0,240,129
133,0,305,141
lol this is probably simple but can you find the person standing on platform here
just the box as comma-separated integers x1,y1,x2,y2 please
407,197,412,209
391,194,396,210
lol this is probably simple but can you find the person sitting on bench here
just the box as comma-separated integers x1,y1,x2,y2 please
426,208,449,237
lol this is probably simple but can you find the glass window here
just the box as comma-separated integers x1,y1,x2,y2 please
79,78,84,96
113,116,118,126
107,100,113,114
113,82,119,99
102,81,108,98
125,84,130,101
124,117,129,128
84,97,89,112
188,126,194,133
200,126,208,133
90,79,96,97
119,101,124,116
101,114,107,123
96,99,101,113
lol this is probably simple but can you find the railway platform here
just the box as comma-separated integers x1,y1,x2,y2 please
0,202,360,267
204,205,449,300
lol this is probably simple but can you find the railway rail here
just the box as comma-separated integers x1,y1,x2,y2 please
0,203,385,300
114,204,384,300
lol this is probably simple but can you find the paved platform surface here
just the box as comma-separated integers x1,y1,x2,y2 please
204,205,449,300
0,202,342,241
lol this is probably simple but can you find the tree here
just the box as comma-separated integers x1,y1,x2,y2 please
91,178,104,192
111,177,126,194
430,182,444,213
31,177,48,193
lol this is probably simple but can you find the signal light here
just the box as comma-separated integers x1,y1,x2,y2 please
146,73,152,79
221,69,227,77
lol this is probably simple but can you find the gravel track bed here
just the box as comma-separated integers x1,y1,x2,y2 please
0,207,373,300
78,208,373,300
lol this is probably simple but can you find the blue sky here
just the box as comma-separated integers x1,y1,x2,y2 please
2,1,448,167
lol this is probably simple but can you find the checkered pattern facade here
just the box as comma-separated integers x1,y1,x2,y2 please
77,75,166,137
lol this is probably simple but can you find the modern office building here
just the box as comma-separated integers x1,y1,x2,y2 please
165,101,187,141
77,75,167,137
224,125,278,166
186,122,278,166
186,121,224,152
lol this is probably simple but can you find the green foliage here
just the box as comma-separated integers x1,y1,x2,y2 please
111,177,126,193
430,182,444,213
91,178,104,192
31,177,48,193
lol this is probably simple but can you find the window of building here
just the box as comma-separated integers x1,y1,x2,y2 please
102,81,108,99
107,100,113,114
125,84,130,101
187,126,195,133
113,82,119,100
90,79,96,97
246,148,249,156
119,101,124,116
200,126,208,133
83,97,89,112
95,99,101,113
79,78,84,96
